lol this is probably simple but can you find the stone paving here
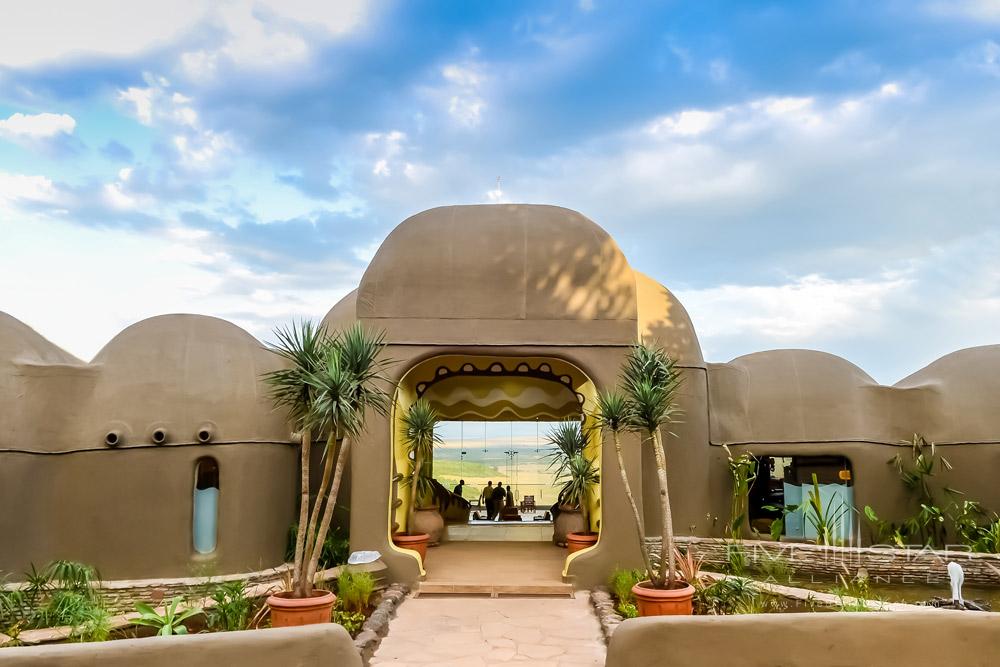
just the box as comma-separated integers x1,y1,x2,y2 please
370,594,606,666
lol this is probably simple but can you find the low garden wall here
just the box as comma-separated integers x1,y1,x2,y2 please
648,536,1000,586
0,623,361,667
606,611,1000,667
2,561,388,615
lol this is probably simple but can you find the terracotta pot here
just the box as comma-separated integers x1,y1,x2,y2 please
266,589,336,628
631,581,695,616
553,506,586,546
412,507,445,546
392,532,429,561
566,531,598,554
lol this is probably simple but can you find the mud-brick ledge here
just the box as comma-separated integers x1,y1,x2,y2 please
644,536,1000,586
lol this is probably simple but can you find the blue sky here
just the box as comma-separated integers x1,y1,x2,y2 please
1,1,999,383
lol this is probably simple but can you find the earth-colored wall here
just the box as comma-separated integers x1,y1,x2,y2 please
0,312,298,579
707,347,1000,539
606,611,1000,667
0,623,361,667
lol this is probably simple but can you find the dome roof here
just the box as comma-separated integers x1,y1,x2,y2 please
710,349,884,443
0,311,83,366
894,345,1000,442
356,205,638,344
321,289,358,333
84,314,289,447
635,272,703,365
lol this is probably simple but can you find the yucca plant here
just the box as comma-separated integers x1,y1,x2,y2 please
401,399,442,534
542,421,588,479
556,453,600,533
621,342,683,589
593,390,652,577
263,322,392,598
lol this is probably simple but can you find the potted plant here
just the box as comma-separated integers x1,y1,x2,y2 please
544,422,597,548
392,399,442,559
602,343,693,615
262,322,391,627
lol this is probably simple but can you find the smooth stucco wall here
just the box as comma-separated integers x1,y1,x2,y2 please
0,444,297,578
0,312,299,578
606,612,1000,667
0,623,361,667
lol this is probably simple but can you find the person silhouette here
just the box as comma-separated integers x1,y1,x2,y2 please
481,481,495,520
453,479,465,497
491,482,507,521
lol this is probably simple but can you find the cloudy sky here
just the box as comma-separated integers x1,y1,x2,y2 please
1,1,999,383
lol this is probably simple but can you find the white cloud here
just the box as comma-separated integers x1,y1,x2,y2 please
962,40,1000,76
0,112,76,140
439,63,487,127
0,0,373,69
0,172,62,207
118,86,156,125
678,273,910,341
647,110,725,137
924,0,1000,23
117,78,234,170
173,131,233,170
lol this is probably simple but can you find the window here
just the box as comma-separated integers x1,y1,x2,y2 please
749,455,854,542
193,457,220,554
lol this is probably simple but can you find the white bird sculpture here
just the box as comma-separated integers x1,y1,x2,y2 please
947,561,965,606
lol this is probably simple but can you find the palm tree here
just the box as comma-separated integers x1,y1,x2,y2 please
542,421,588,479
401,399,442,535
621,343,683,589
264,322,391,598
593,389,653,578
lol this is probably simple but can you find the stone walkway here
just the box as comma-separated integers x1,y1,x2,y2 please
370,594,606,666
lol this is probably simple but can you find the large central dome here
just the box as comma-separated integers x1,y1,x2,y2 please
358,205,637,334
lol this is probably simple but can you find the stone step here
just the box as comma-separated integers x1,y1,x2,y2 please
415,582,574,598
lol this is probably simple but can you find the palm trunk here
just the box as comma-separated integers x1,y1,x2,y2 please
305,437,352,588
299,432,337,597
652,427,676,588
613,430,653,579
291,429,312,592
408,455,423,536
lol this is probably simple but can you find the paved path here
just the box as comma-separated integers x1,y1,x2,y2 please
371,594,606,666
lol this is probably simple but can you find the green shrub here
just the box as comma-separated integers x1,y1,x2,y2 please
830,575,882,612
1,561,108,638
332,599,366,636
724,542,747,576
336,568,375,613
286,524,350,570
755,551,792,583
616,601,639,618
608,568,643,606
133,597,203,636
695,577,779,615
208,580,253,631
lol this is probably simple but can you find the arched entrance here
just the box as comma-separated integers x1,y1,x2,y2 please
389,354,602,592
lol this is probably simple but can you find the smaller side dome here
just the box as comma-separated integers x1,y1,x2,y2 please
321,289,358,333
84,314,290,448
714,349,880,443
895,345,1000,442
634,272,703,365
0,311,84,366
